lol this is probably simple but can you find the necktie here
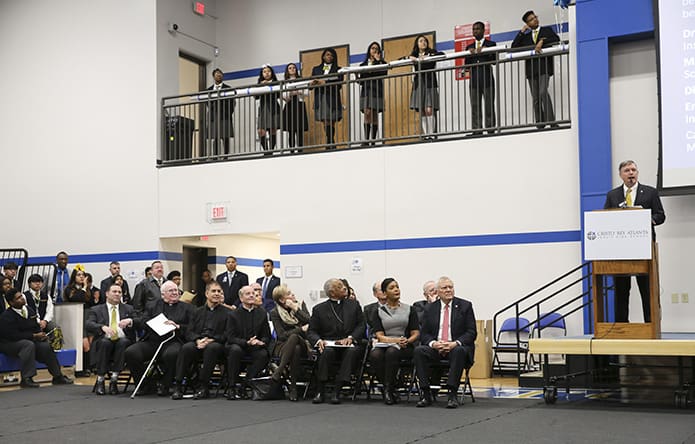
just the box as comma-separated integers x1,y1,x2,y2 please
262,277,269,299
35,291,41,305
441,304,450,341
533,29,539,43
626,188,633,207
110,306,119,341
476,40,481,50
21,306,28,319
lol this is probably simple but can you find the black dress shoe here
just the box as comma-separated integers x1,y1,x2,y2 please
21,377,40,388
330,389,341,405
225,389,241,401
288,386,299,402
194,387,210,400
312,391,325,404
384,386,394,405
157,384,169,397
171,387,184,400
416,389,432,408
95,379,106,395
109,380,119,395
446,389,459,409
52,375,73,385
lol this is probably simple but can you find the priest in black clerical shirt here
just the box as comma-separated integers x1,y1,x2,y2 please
172,281,230,400
307,278,365,404
225,285,271,399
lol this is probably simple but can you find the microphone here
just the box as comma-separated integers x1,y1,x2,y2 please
618,201,627,208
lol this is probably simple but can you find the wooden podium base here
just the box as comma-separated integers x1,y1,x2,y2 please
594,322,660,340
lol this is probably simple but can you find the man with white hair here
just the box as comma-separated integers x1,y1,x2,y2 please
414,276,476,409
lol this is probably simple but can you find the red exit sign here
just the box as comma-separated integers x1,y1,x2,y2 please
193,1,205,16
210,205,226,220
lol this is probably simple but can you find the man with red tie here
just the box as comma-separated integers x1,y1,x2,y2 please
413,276,476,409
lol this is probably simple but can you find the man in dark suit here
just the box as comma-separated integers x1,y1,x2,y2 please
604,160,666,323
413,280,438,326
363,281,386,337
216,256,249,309
466,21,497,135
307,278,366,404
511,10,560,128
132,261,166,315
54,251,70,303
414,276,476,409
86,284,136,395
99,261,130,302
256,258,280,313
126,281,194,396
0,288,73,388
225,285,271,400
172,281,229,400
207,68,235,156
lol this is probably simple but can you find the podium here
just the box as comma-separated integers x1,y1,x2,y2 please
584,209,661,339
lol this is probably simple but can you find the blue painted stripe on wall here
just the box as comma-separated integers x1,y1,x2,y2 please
210,256,281,268
224,23,569,81
280,230,581,255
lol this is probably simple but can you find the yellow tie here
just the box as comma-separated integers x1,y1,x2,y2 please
533,29,539,43
110,306,119,341
21,306,28,319
476,40,481,50
626,188,633,207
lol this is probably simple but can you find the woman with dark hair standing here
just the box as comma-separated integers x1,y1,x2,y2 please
408,34,444,139
256,64,282,154
113,274,131,304
310,48,344,148
359,41,388,147
282,63,309,151
369,277,420,405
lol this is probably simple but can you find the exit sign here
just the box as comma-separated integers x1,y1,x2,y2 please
193,1,205,16
210,205,226,220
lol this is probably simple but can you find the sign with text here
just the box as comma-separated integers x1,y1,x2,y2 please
454,22,490,81
206,202,229,223
584,209,652,260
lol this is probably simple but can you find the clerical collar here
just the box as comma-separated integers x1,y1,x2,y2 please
242,305,255,312
329,299,342,304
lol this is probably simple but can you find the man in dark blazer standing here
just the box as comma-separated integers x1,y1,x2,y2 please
86,284,136,395
307,278,366,404
207,68,235,156
0,288,73,388
216,256,249,309
466,21,497,135
511,10,560,128
604,160,666,323
132,260,166,315
256,259,280,313
414,276,476,409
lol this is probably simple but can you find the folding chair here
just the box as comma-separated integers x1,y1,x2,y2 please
410,360,475,405
492,317,531,374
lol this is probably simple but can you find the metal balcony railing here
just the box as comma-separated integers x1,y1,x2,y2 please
160,43,570,166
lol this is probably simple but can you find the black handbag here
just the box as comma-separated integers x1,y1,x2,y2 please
248,377,285,401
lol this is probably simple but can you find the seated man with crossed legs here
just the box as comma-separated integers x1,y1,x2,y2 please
86,284,135,395
413,276,476,409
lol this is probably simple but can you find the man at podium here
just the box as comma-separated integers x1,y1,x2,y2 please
603,160,665,322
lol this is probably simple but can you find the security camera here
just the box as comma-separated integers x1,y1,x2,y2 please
168,23,179,33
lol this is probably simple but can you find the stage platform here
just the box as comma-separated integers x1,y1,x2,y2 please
529,333,695,407
530,332,695,357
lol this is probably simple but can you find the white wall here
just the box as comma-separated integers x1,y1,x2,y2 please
609,39,695,331
0,0,158,256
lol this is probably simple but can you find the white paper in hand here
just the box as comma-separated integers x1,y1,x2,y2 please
146,313,176,336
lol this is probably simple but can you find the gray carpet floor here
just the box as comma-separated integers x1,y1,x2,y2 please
1,385,694,444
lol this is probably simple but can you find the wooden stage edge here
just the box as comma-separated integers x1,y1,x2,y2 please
529,333,695,357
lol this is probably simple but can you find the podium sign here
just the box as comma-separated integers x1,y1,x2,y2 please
584,209,652,261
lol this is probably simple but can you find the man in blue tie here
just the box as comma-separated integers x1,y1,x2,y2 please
54,251,70,303
255,259,280,312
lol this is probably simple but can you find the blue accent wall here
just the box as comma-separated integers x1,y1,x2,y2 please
576,0,655,332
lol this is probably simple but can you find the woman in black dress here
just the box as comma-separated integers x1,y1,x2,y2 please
282,63,308,151
359,42,388,146
408,34,444,139
256,65,282,153
310,48,344,147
